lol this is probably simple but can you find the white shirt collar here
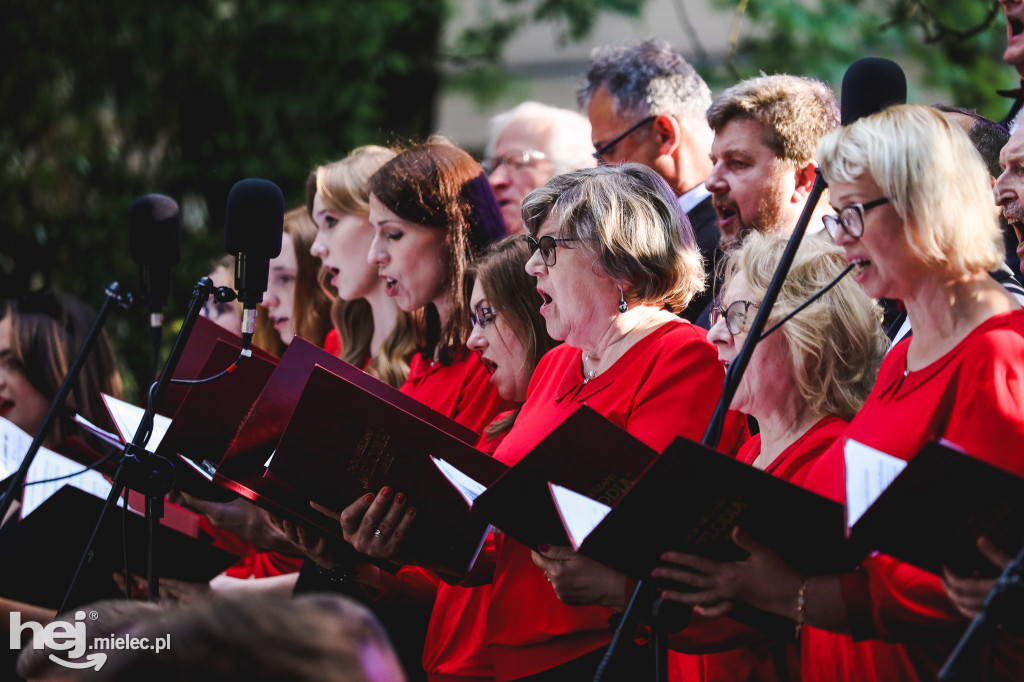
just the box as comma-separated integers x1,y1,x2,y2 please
677,183,711,215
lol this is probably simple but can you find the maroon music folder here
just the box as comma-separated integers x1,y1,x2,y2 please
439,406,660,552
211,338,490,579
260,365,506,579
848,440,1024,577
550,435,860,581
155,337,277,501
158,315,278,417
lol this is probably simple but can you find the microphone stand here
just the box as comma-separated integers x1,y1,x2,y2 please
0,282,133,523
938,541,1024,680
594,171,829,682
59,277,219,612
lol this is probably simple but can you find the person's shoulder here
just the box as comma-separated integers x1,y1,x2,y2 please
961,309,1024,360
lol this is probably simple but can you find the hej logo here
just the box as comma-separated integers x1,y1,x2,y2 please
10,610,106,671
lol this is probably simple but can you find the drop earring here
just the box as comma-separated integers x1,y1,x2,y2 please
618,287,628,314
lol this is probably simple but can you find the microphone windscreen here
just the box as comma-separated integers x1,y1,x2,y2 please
223,179,285,258
840,57,907,126
128,194,182,266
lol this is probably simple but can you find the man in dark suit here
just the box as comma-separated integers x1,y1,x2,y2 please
578,38,720,326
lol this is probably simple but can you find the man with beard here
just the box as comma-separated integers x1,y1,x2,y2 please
578,38,719,325
705,74,838,251
996,124,1024,278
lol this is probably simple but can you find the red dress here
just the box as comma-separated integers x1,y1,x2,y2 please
401,349,516,436
667,416,848,682
421,412,515,682
487,320,747,681
380,355,511,680
324,328,343,357
801,310,1024,682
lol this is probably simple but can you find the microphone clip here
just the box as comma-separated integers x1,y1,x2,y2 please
104,281,134,311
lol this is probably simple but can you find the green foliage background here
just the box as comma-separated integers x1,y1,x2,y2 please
0,0,1014,398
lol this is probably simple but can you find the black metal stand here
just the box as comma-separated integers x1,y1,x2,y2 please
593,172,828,682
938,542,1024,680
59,277,218,612
0,282,133,523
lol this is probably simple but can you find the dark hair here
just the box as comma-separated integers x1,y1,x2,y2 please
471,236,560,437
933,104,1010,179
1,290,123,443
577,38,712,141
370,140,506,365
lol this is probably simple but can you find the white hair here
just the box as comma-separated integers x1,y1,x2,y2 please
486,101,596,173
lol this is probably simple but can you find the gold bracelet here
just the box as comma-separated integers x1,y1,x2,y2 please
794,577,811,639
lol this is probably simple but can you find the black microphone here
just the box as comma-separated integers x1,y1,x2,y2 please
840,57,908,126
223,178,284,350
128,194,182,334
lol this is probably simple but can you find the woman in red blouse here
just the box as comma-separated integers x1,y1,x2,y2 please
485,164,744,681
649,105,1024,682
657,232,887,681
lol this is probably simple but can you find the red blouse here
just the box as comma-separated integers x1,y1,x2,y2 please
801,310,1024,682
401,350,516,436
421,412,516,681
324,328,343,357
667,416,848,682
487,320,747,681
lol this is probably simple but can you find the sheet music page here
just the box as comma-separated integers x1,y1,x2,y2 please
21,447,117,518
549,482,611,550
430,456,487,506
101,393,172,451
844,439,907,529
0,417,33,478
71,413,124,449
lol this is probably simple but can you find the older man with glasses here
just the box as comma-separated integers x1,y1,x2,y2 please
578,38,720,326
483,101,596,235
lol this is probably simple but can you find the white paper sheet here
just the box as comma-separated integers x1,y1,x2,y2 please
0,417,33,478
101,393,172,451
21,448,117,518
430,456,487,506
549,482,611,550
844,438,907,530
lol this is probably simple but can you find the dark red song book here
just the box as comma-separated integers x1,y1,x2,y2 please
846,439,1024,577
260,365,507,580
158,315,277,417
549,435,861,581
211,338,487,579
156,338,277,501
447,406,660,551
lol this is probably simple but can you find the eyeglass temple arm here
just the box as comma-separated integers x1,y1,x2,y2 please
702,169,828,449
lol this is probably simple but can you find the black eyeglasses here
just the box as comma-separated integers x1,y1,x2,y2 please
483,150,548,176
592,115,657,163
709,299,760,336
526,234,583,267
470,304,504,329
822,197,891,241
